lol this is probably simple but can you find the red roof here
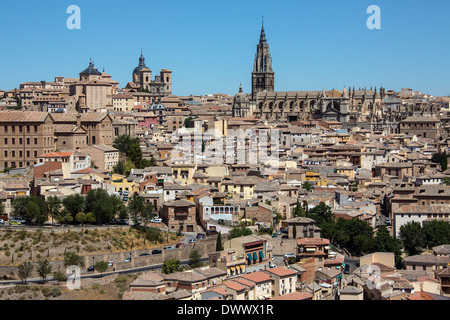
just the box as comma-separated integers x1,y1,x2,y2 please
37,152,73,158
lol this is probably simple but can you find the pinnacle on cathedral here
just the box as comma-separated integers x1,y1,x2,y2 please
252,19,275,99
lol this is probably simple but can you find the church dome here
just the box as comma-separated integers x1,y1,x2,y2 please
133,51,149,75
234,85,249,104
80,59,102,76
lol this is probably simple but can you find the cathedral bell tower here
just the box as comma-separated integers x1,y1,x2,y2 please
252,19,275,101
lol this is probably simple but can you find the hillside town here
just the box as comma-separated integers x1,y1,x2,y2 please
0,22,449,302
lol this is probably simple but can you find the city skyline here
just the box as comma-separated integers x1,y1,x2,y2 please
1,0,450,96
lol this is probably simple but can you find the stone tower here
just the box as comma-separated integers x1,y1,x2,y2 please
252,19,274,100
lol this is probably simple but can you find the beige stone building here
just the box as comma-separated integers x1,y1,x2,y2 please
69,60,119,113
80,144,119,171
0,111,56,169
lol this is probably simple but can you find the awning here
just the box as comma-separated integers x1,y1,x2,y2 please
259,251,264,259
247,253,252,261
253,252,258,261
230,267,235,272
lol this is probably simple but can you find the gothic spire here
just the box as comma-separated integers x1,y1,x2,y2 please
259,17,267,44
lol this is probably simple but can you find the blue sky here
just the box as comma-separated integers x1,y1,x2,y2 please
0,0,449,96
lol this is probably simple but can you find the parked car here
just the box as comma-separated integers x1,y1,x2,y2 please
108,261,115,267
164,246,175,250
283,253,296,259
271,233,278,238
123,258,131,262
344,264,350,274
11,217,26,224
269,263,277,269
196,233,206,239
113,219,129,225
152,249,162,255
0,219,4,225
139,253,151,257
87,266,95,272
9,220,21,225
206,230,219,236
385,218,391,226
150,217,162,224
176,242,185,248
189,238,197,244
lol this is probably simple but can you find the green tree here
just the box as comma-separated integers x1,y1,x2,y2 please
374,226,404,268
302,181,313,191
400,221,425,256
63,251,85,269
62,194,85,219
17,262,34,284
55,208,74,225
292,199,307,218
85,212,96,224
422,220,450,249
46,196,61,227
113,135,139,154
216,232,224,252
113,161,126,175
432,152,449,171
53,271,67,283
184,116,194,128
128,193,146,227
94,261,109,275
189,250,203,268
162,259,181,274
36,259,52,284
128,141,143,167
442,177,450,186
229,227,253,239
75,212,87,225
84,189,116,224
12,196,47,224
309,203,334,223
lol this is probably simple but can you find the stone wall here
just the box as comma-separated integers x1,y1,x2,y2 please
0,236,218,280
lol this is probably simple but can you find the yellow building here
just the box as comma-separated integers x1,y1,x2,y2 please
110,173,139,194
221,176,257,200
335,167,355,179
172,164,196,186
305,171,321,182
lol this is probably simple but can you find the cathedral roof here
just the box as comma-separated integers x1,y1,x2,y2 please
80,60,102,76
133,50,150,75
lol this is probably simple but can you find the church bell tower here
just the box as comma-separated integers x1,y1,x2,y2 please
252,18,275,100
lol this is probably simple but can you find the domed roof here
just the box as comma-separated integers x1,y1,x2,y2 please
133,51,150,75
80,59,102,76
234,84,249,103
